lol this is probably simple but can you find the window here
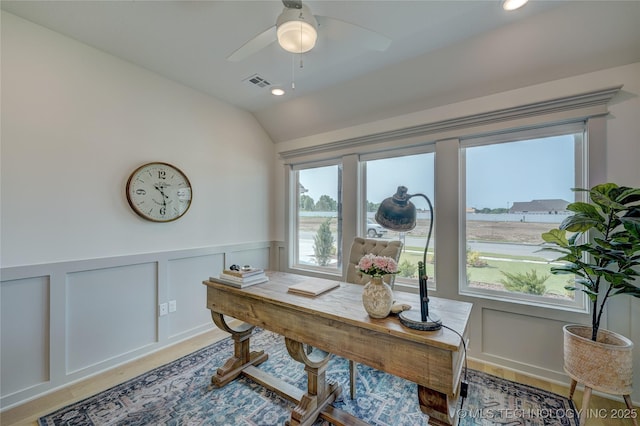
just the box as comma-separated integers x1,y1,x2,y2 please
282,89,614,313
291,163,342,273
363,151,435,288
460,125,586,308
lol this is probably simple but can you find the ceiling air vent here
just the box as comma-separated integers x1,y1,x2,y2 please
243,74,272,89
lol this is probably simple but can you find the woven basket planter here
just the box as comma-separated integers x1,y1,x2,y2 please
563,324,634,395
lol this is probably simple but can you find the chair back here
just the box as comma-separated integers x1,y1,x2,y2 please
345,237,402,286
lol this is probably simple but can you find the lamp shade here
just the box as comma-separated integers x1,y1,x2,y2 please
375,186,417,232
276,5,318,53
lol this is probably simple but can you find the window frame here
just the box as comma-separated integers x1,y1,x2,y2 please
360,145,436,290
280,87,616,319
458,122,589,312
287,159,344,276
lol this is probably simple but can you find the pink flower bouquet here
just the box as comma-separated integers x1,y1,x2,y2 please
356,253,398,277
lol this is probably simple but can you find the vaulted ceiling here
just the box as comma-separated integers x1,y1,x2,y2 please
2,1,639,143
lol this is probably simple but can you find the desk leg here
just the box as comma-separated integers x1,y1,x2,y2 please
210,312,268,387
285,338,342,426
418,385,459,426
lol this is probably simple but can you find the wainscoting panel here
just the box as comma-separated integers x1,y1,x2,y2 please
66,263,158,374
481,308,565,373
167,254,222,340
0,241,276,411
165,247,270,340
0,276,50,397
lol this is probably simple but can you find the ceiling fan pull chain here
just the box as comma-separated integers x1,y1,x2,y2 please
297,21,305,69
291,54,296,90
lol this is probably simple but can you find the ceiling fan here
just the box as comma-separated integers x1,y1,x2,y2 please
227,0,391,62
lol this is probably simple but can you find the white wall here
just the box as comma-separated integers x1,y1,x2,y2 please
274,62,640,403
0,11,277,409
2,7,639,412
1,11,275,267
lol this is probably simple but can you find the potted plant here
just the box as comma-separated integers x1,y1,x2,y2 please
541,183,640,421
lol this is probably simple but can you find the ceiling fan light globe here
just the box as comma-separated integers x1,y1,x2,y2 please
277,20,317,53
276,4,318,53
502,0,528,11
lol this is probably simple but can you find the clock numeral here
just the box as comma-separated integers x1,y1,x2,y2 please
135,188,147,196
159,206,166,216
158,170,166,179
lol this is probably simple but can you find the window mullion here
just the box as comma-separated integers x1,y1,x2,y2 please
433,138,460,300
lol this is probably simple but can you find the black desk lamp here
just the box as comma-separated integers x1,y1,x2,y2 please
375,186,442,331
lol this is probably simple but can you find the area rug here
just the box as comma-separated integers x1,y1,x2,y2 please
39,329,578,425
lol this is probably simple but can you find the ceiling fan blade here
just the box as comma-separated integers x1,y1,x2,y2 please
315,16,391,52
226,26,277,62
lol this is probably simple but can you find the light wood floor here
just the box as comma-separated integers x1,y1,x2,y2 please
2,327,637,426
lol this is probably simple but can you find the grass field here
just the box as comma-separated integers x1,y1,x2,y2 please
300,216,574,300
299,216,553,245
394,248,572,299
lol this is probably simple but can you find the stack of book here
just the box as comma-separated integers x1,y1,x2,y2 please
214,268,269,288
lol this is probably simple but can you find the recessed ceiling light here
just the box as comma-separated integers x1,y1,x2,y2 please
503,0,528,11
271,88,285,96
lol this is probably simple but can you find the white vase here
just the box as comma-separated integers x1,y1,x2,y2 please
362,275,393,318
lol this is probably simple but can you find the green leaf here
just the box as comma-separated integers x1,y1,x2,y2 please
621,216,640,240
575,277,595,288
567,233,581,245
591,183,627,211
544,183,640,316
591,182,619,197
617,187,640,205
536,246,570,255
612,284,640,297
541,229,568,247
560,213,599,233
625,206,640,216
585,291,598,301
566,202,599,216
593,237,614,250
551,265,583,275
571,187,590,193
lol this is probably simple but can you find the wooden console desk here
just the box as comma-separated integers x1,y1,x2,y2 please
204,271,472,426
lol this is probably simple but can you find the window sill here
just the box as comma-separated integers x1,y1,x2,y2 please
459,286,588,314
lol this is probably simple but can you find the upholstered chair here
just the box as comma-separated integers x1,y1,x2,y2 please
345,237,403,398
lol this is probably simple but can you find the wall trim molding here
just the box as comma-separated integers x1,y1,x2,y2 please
279,85,622,162
0,240,278,411
1,241,274,280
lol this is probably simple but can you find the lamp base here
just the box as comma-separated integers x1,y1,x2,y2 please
399,309,442,331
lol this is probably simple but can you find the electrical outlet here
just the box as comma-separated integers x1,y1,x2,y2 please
169,300,177,313
159,303,168,316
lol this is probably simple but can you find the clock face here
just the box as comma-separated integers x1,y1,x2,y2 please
126,162,192,222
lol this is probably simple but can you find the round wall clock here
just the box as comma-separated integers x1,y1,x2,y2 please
126,162,192,222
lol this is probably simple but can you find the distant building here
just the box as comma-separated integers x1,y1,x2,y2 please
509,199,570,214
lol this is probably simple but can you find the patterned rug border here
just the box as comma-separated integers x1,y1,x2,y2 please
39,329,579,425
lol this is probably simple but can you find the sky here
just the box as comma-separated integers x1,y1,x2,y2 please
299,135,577,209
